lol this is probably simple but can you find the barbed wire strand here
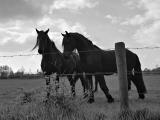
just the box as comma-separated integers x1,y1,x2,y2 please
0,46,160,58
8,71,157,79
46,74,159,95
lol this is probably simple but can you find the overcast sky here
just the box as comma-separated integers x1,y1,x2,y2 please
0,0,160,73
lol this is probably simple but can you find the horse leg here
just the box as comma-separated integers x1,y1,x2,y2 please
131,73,147,99
55,74,59,93
45,76,51,99
132,55,147,99
127,74,133,91
94,78,98,93
79,73,88,99
95,75,114,103
67,75,76,97
87,75,94,103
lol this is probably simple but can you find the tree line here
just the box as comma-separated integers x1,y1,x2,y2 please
0,65,160,79
0,65,43,79
143,66,160,75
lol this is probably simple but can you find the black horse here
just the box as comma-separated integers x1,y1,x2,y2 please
62,31,147,103
33,29,88,98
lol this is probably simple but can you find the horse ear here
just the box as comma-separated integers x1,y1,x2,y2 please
65,31,69,36
36,28,40,34
61,33,65,37
45,29,49,34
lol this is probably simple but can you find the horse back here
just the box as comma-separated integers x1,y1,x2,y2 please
102,49,138,72
101,50,117,72
125,49,139,70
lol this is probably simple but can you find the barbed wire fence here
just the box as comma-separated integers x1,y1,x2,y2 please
0,45,160,109
0,46,160,75
0,46,160,58
0,46,160,85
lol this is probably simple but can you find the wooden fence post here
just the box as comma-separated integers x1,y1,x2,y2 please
115,42,129,110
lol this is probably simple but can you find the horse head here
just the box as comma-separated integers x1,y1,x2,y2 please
33,28,50,54
62,31,77,57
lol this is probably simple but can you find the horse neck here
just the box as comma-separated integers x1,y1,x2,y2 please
76,38,93,52
42,41,62,59
75,36,95,56
42,41,65,73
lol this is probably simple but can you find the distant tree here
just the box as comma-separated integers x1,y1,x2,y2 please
15,66,25,78
155,64,159,69
152,67,160,72
143,68,151,72
0,65,14,79
143,65,160,75
37,69,42,74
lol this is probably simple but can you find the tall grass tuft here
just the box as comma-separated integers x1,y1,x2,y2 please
113,108,160,120
1,83,160,120
0,85,107,120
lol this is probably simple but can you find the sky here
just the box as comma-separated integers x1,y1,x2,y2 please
0,0,160,73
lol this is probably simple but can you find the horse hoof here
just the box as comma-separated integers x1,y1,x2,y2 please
72,94,76,97
107,95,114,103
139,94,145,99
87,98,95,103
83,94,88,99
43,99,49,104
128,86,131,91
93,90,97,93
108,98,114,103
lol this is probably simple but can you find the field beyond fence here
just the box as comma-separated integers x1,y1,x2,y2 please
0,74,160,120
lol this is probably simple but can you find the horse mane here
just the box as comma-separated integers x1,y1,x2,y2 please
73,33,92,44
93,45,101,50
74,33,102,50
50,40,62,54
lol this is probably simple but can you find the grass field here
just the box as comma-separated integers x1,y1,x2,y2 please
0,74,160,119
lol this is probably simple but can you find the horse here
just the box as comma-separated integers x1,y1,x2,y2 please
62,31,147,103
33,29,88,99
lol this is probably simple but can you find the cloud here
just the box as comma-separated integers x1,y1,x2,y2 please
122,0,160,26
37,16,87,34
121,14,147,26
0,20,35,46
134,20,160,46
123,0,140,10
0,0,42,22
49,0,98,13
36,16,89,51
121,0,160,46
105,14,121,24
0,14,88,53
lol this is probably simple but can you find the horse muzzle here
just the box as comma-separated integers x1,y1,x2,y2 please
63,52,71,58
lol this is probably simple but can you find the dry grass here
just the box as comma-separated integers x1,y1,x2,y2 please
113,108,160,120
0,88,107,120
0,75,160,120
0,90,160,120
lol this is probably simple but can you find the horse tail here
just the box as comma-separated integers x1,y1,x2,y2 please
133,54,147,95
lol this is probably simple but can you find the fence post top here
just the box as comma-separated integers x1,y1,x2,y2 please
115,42,125,49
115,42,125,45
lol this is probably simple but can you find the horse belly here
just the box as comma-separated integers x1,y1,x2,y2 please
82,55,103,73
41,61,57,75
103,61,117,73
102,54,117,73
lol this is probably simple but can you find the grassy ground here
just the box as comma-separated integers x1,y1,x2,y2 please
0,74,160,119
